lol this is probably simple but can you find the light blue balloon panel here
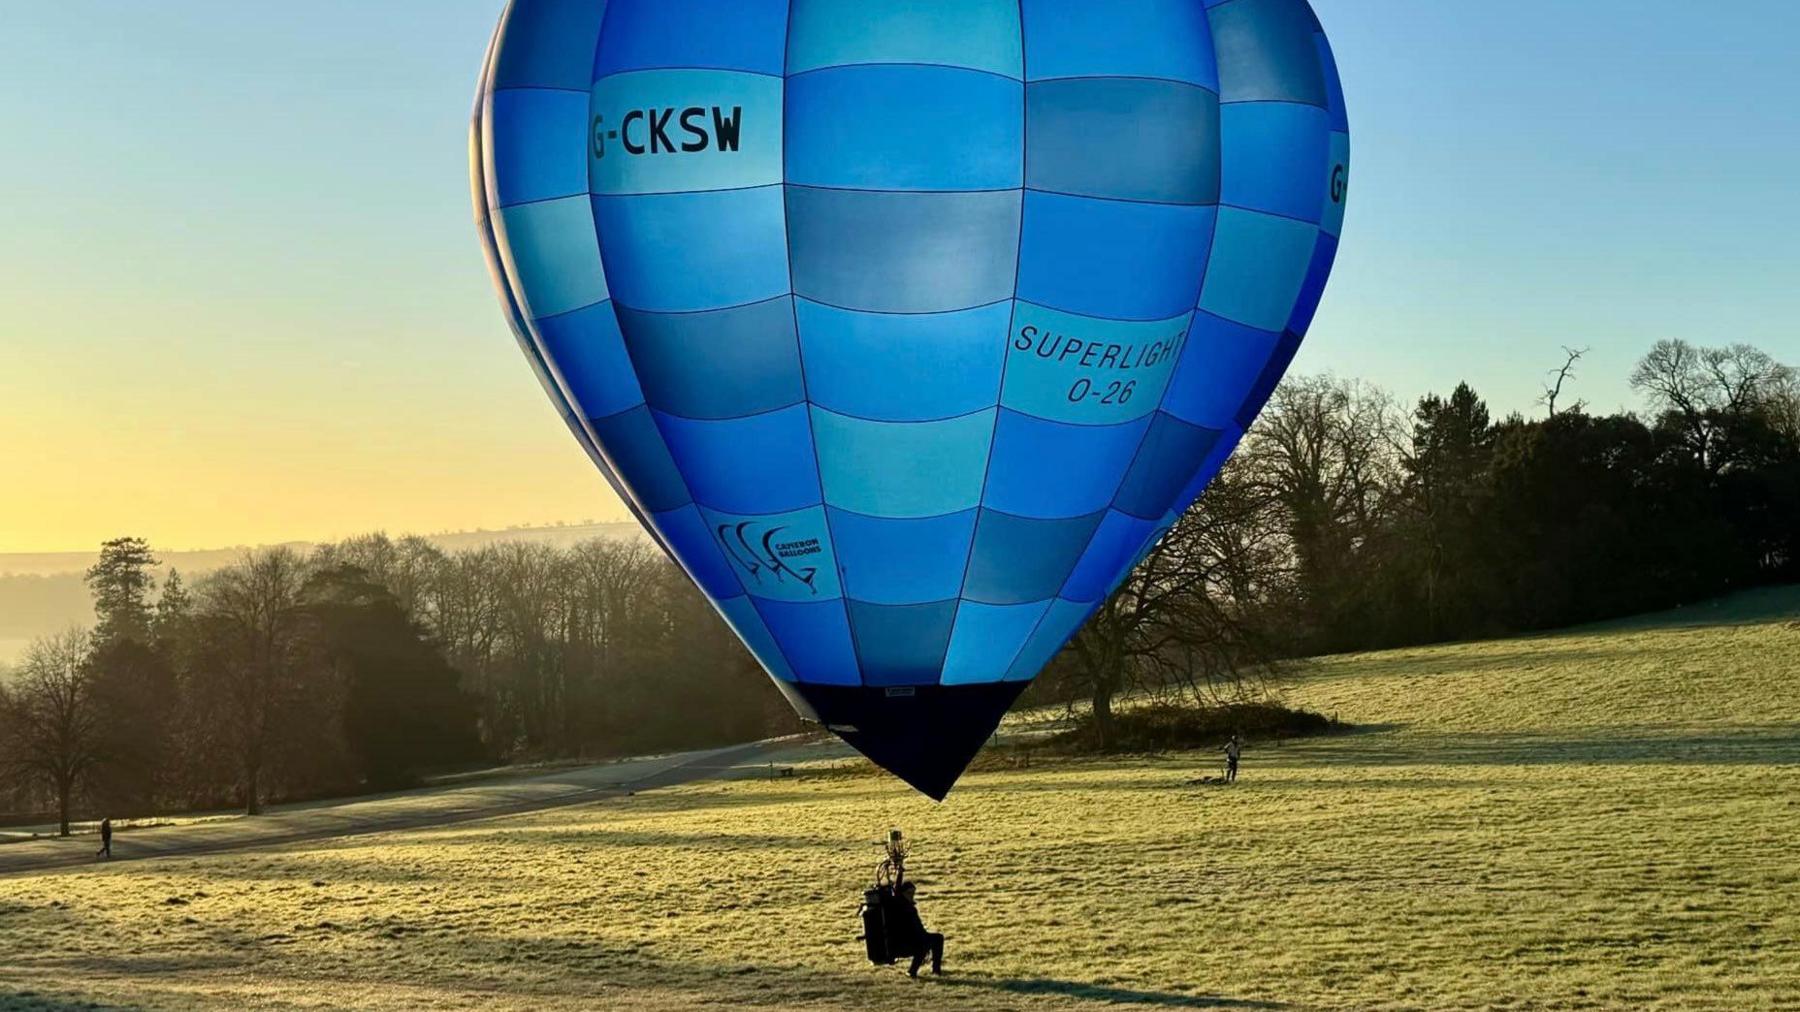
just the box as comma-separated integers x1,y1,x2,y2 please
473,0,1350,799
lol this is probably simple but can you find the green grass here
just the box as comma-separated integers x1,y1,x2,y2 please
3,588,1798,1010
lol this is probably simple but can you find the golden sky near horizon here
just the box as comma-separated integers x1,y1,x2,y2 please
0,5,631,554
0,277,631,554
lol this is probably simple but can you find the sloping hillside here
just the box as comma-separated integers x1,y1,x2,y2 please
2,588,1795,1010
1290,583,1800,734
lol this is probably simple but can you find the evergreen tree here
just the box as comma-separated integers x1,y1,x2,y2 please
1406,383,1496,638
153,568,193,646
85,537,159,644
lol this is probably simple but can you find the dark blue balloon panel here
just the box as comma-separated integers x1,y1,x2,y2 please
474,0,1350,798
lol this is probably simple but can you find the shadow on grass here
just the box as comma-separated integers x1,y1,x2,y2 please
787,723,1800,799
1267,726,1800,768
1577,583,1800,633
152,833,830,893
12,922,1291,1011
1294,583,1800,684
941,974,1287,1009
15,954,248,976
1292,646,1623,684
1,990,136,1012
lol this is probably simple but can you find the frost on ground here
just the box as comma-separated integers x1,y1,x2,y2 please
2,604,1797,1011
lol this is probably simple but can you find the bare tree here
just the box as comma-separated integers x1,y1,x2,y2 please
1060,462,1288,746
311,533,446,618
1250,376,1402,534
560,538,659,746
488,542,568,751
1765,367,1800,443
195,548,311,815
1541,346,1589,418
1700,343,1793,417
1241,375,1403,634
0,630,102,835
1631,339,1796,472
1630,339,1709,419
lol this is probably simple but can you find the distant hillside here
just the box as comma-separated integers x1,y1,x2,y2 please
0,522,648,664
0,523,646,578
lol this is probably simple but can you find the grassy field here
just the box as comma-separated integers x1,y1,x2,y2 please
2,590,1797,1011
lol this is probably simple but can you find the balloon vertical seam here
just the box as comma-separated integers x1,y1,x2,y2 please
780,0,868,690
944,0,1033,679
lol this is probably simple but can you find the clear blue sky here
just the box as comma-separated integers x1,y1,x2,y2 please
2,1,1795,550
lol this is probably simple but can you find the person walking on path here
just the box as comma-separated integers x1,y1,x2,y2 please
1223,734,1243,784
96,817,113,860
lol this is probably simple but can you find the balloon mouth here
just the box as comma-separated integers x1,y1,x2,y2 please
788,681,1031,801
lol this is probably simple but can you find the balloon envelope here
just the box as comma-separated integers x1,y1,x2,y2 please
473,0,1349,799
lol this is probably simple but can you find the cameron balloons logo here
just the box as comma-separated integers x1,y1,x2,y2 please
473,0,1350,800
717,521,824,598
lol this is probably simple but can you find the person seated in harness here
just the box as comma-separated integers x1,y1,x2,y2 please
888,881,944,978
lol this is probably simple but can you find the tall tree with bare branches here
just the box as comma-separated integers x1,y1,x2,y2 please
194,548,311,815
1541,346,1588,418
1,630,103,835
1057,462,1289,746
1243,375,1403,647
1631,339,1796,473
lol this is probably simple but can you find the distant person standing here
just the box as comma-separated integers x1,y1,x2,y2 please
96,817,113,860
1222,734,1242,784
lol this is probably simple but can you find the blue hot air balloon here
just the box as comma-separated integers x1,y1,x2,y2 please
473,0,1349,799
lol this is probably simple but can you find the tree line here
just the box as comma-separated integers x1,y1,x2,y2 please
4,339,1795,817
1,537,797,832
1040,339,1799,743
